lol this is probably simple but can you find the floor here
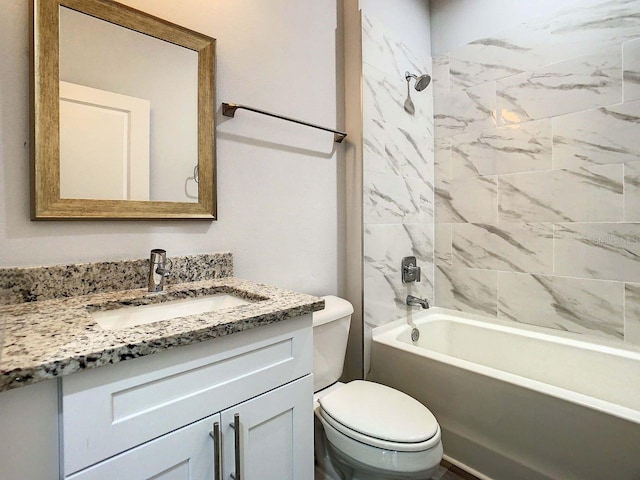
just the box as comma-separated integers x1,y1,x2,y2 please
430,460,482,480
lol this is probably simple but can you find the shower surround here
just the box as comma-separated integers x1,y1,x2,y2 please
433,0,640,347
360,12,435,374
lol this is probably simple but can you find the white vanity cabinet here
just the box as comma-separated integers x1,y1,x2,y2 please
61,314,314,480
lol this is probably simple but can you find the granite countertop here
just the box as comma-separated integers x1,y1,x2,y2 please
0,277,324,393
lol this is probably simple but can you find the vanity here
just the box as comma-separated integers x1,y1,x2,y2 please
0,252,322,479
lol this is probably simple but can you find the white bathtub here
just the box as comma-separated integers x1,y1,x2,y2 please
370,308,640,480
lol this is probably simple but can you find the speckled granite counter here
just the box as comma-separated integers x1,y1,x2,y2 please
0,253,323,392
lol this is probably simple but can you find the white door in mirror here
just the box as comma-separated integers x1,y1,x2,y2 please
91,294,252,330
59,81,151,201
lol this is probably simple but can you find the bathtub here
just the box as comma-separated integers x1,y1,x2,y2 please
370,308,640,480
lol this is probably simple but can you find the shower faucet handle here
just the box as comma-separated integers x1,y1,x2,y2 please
401,256,421,283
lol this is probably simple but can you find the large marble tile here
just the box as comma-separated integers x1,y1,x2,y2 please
553,100,640,169
386,126,433,182
362,13,396,74
625,160,640,221
364,272,433,375
363,63,398,124
625,283,640,346
498,272,624,340
361,13,428,79
450,120,552,179
435,175,497,224
364,223,434,279
364,272,434,330
496,47,622,125
363,269,434,375
435,265,498,316
624,38,640,101
363,117,389,174
554,223,640,282
449,16,552,90
434,82,496,138
364,170,433,224
551,0,640,63
364,63,433,134
432,54,450,93
434,137,451,183
498,165,623,223
452,223,553,274
435,223,453,267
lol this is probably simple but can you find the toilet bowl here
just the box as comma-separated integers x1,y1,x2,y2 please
313,297,443,480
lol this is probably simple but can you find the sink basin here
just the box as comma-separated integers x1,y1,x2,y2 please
91,293,253,331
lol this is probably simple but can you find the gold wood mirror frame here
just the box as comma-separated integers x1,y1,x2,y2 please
31,0,216,219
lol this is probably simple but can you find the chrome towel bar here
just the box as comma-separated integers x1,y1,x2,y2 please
222,102,347,143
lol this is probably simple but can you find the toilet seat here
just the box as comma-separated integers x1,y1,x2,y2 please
319,408,441,452
317,380,440,452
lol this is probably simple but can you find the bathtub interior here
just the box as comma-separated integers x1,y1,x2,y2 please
373,309,640,422
369,312,640,480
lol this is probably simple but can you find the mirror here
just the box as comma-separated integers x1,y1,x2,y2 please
31,0,216,219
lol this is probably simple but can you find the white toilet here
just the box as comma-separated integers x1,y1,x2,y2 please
313,296,443,480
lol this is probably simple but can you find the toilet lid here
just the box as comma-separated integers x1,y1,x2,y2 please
318,380,439,444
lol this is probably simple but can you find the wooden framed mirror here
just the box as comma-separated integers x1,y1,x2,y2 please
31,0,216,219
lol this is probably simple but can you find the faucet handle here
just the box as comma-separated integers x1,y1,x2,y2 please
156,265,171,277
155,256,172,277
401,256,421,283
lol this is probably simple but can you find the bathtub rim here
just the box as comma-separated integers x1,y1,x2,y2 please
371,307,640,426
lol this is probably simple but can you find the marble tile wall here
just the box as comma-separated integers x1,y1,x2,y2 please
361,13,434,373
433,0,640,347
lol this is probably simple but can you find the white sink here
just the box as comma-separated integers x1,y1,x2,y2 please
91,293,253,331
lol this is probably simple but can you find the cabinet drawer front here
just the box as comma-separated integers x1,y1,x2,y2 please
67,414,219,480
62,315,312,475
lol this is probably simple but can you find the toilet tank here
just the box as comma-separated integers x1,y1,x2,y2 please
313,296,354,392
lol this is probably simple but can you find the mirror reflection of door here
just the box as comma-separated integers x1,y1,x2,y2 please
60,81,150,201
58,6,199,203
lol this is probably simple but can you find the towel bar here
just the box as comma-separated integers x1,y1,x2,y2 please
222,102,347,143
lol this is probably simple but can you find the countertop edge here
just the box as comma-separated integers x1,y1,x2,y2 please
0,279,324,393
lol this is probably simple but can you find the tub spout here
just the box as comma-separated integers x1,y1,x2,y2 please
406,295,429,309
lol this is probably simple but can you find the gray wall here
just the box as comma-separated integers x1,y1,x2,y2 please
1,0,343,298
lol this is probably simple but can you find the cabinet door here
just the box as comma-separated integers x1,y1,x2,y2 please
222,375,313,480
67,414,221,480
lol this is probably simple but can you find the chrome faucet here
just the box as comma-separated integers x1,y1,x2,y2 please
148,249,171,292
406,295,429,309
401,256,421,283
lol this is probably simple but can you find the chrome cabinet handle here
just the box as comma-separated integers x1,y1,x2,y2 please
209,422,222,480
229,414,241,480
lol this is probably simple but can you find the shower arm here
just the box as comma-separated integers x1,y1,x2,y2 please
222,102,347,143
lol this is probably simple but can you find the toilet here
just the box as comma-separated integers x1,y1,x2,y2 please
313,296,443,480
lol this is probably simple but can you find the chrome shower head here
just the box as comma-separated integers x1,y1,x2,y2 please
405,71,431,91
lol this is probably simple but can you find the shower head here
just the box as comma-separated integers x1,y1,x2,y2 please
405,71,431,91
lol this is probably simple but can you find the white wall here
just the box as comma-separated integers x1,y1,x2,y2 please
0,0,343,296
361,0,431,59
430,0,576,55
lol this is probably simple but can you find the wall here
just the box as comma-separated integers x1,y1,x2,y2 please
431,0,640,346
360,6,434,375
0,0,343,297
